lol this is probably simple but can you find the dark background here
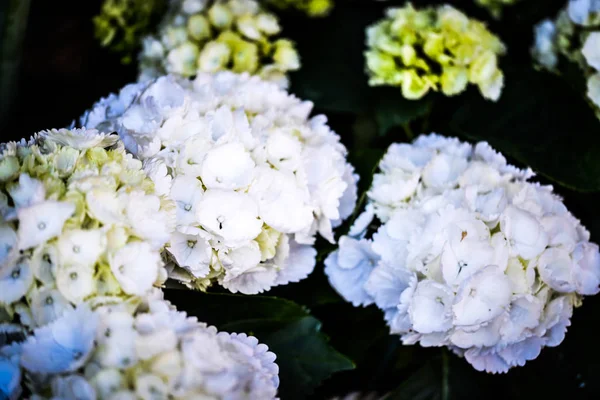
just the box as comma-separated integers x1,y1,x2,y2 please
3,0,600,399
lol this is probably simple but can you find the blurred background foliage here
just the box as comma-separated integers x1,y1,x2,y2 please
2,0,600,399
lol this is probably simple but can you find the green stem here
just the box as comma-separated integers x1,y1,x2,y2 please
441,348,450,400
0,0,31,128
402,122,414,141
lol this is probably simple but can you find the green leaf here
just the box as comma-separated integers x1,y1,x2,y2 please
382,361,442,400
373,88,433,137
0,0,31,128
283,3,384,113
449,66,600,192
163,289,354,400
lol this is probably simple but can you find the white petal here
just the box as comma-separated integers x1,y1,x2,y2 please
143,158,172,196
464,347,510,374
348,203,375,238
21,306,98,374
8,174,45,209
86,188,124,225
372,208,424,268
249,167,313,234
30,287,74,327
583,33,600,69
91,369,125,399
538,295,574,347
0,224,17,265
109,242,162,296
421,153,468,189
571,242,600,295
452,266,511,327
274,239,317,286
497,337,544,368
408,280,454,334
500,205,548,260
50,375,96,400
17,201,75,250
499,295,543,342
201,142,256,190
441,227,495,288
55,264,96,303
465,186,507,223
505,257,534,294
536,248,576,293
450,316,502,348
0,257,33,304
541,215,580,252
220,265,278,295
196,190,263,247
324,248,375,307
168,232,212,278
135,374,169,399
333,164,359,227
337,236,379,270
221,241,263,279
170,175,204,229
587,72,600,107
57,229,106,268
124,192,173,249
364,263,415,310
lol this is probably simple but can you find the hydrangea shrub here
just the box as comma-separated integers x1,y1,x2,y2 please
81,72,358,294
326,134,600,373
139,0,300,86
0,129,174,329
365,3,505,101
8,292,279,399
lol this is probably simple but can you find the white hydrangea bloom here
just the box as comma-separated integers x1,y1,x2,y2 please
326,134,600,373
81,72,357,294
0,130,175,328
19,293,279,400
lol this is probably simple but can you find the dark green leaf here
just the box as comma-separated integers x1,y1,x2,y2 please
0,0,31,129
382,361,442,400
449,66,600,192
373,88,433,136
283,4,384,113
164,290,354,400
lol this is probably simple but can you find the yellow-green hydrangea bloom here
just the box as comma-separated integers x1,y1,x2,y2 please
0,129,175,330
94,0,167,64
475,0,520,19
139,0,300,87
266,0,334,17
365,3,506,101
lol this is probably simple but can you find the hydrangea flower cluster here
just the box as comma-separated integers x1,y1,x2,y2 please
325,134,600,373
80,71,357,294
266,0,334,17
365,3,506,101
4,292,279,399
0,129,175,329
138,0,300,87
532,0,600,118
94,0,167,64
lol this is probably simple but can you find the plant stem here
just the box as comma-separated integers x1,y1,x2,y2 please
402,122,414,141
0,0,31,128
441,348,450,400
